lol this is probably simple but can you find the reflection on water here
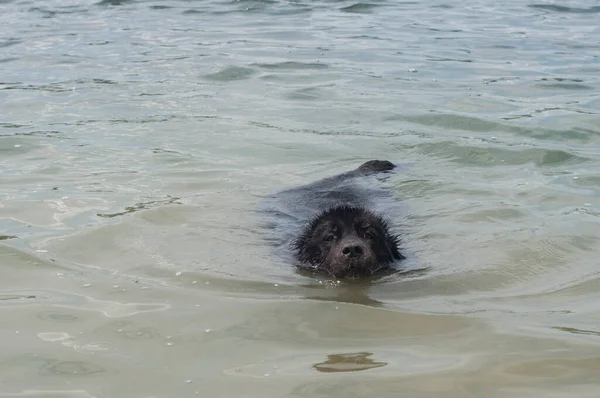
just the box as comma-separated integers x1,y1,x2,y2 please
553,326,600,337
313,352,387,373
96,196,182,218
1,0,600,396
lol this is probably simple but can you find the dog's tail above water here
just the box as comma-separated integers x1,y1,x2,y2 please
357,160,396,175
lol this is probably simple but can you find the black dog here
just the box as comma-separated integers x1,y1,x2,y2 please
260,160,404,278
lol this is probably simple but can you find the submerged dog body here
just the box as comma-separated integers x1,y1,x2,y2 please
260,160,404,278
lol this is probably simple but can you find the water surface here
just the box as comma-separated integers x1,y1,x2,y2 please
1,0,600,396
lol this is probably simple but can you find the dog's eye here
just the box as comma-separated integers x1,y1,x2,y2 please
325,234,335,242
365,232,374,239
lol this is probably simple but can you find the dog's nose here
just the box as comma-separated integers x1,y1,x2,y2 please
342,244,364,258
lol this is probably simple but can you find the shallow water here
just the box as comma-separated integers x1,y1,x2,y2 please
1,0,600,396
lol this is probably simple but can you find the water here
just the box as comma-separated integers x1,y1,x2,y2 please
1,0,600,396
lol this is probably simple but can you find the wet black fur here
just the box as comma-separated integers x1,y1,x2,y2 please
259,160,405,279
293,205,403,277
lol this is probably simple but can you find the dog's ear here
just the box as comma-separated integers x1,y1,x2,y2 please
388,235,404,260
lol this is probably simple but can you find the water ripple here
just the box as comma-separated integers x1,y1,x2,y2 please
1,0,600,394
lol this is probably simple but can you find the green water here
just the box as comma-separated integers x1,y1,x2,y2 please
1,0,600,396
